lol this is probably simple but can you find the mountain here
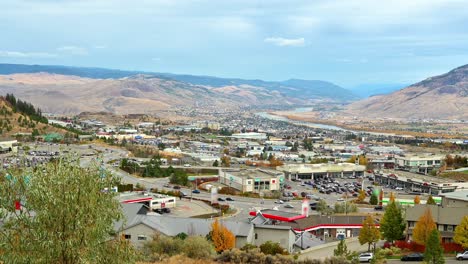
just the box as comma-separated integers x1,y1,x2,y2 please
346,64,468,120
0,64,358,115
350,83,408,98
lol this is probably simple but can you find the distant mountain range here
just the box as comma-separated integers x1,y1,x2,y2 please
0,64,358,115
350,83,408,98
346,64,468,120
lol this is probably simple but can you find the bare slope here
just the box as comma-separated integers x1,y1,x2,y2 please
346,64,468,119
0,73,339,114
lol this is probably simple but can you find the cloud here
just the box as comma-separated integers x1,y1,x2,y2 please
57,46,88,55
264,37,305,47
0,50,57,58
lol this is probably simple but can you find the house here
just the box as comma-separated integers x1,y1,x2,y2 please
117,204,298,252
405,204,467,243
394,154,444,174
440,190,468,207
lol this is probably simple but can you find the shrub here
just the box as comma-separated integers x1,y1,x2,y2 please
181,236,216,259
259,241,288,255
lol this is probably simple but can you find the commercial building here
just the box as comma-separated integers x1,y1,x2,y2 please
118,192,177,211
219,169,284,193
0,139,18,153
440,190,468,207
394,154,444,174
374,173,468,195
231,132,267,140
278,163,366,181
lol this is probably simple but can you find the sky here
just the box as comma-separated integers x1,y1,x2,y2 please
1,0,468,87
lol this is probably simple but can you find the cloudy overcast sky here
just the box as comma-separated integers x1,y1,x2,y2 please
1,0,468,87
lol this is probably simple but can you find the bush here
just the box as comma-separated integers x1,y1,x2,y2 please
259,241,288,255
216,248,294,264
181,236,216,259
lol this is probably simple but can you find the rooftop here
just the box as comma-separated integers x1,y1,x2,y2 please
249,209,306,222
223,169,283,179
440,190,468,202
279,214,374,231
278,163,366,173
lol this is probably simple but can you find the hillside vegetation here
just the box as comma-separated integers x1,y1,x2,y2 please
0,95,70,138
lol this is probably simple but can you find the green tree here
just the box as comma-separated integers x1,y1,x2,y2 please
454,216,468,249
426,195,436,205
379,201,406,243
370,193,378,205
424,229,445,264
359,215,380,252
212,160,219,167
0,157,137,264
334,239,350,258
317,199,332,215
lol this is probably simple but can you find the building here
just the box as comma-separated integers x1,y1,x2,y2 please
0,139,18,153
406,204,467,243
374,173,468,195
440,190,468,207
219,169,284,193
117,203,297,252
278,163,366,181
231,132,267,140
118,192,177,211
395,154,444,174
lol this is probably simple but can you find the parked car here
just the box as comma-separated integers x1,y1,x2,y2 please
284,204,294,208
374,205,383,211
359,253,373,262
173,185,181,190
192,189,200,194
337,198,344,202
162,208,171,213
217,197,225,202
226,197,234,201
457,251,468,260
183,163,191,167
274,200,284,204
395,187,404,191
401,253,424,261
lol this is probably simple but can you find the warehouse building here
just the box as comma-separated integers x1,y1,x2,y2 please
219,169,284,193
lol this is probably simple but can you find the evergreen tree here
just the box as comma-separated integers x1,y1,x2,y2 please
426,195,436,205
370,193,378,205
334,239,350,258
380,201,406,243
424,229,445,264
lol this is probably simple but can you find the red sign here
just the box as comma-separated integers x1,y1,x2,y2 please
161,202,165,208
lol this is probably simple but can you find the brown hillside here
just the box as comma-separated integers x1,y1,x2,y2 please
346,64,468,120
0,97,70,138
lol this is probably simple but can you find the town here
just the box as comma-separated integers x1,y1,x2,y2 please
1,101,467,263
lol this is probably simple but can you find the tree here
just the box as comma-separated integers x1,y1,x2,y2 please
389,192,396,203
357,190,366,203
317,199,332,215
454,216,468,249
370,193,378,205
0,157,137,263
413,207,436,245
426,195,436,205
210,219,235,252
424,229,445,264
221,156,231,167
212,160,219,167
359,215,380,252
414,195,421,205
380,201,406,243
334,239,350,258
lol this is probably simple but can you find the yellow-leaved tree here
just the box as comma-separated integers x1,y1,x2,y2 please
414,195,421,204
210,219,235,252
412,207,436,245
454,216,468,249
